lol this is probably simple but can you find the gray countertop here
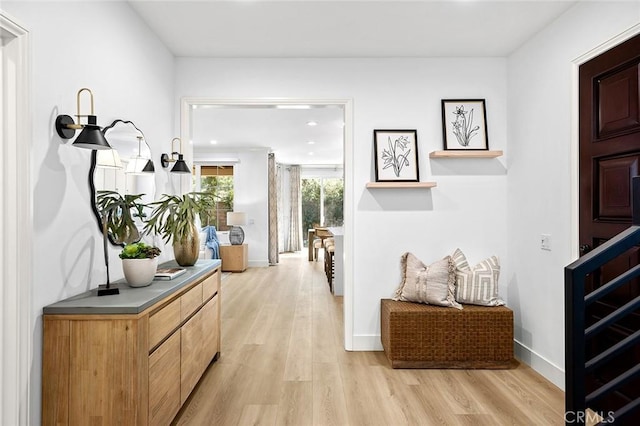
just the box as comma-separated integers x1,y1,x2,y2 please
43,259,221,315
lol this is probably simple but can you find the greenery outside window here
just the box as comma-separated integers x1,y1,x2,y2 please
194,165,234,230
302,177,343,246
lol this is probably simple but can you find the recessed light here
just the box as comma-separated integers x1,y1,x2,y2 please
189,140,193,144
307,121,318,126
308,152,314,155
210,140,218,145
307,141,315,145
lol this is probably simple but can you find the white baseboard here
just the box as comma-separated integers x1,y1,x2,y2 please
350,334,384,351
514,340,565,390
248,260,269,268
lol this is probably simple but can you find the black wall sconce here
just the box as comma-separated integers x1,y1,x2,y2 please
142,158,155,173
161,137,191,173
55,88,111,150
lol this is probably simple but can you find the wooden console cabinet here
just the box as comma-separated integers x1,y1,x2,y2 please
42,260,221,426
219,244,248,272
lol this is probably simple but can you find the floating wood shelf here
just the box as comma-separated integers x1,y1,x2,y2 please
366,182,437,189
429,150,503,158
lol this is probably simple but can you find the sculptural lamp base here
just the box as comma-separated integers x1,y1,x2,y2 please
97,213,119,296
97,283,120,296
229,226,245,245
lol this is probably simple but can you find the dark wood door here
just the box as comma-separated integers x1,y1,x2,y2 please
579,33,640,420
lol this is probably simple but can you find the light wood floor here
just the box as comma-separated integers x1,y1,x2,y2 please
173,252,565,425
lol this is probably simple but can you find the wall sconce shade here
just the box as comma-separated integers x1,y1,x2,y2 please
227,211,248,245
73,124,111,150
161,138,191,174
171,154,191,173
142,159,155,173
55,88,112,150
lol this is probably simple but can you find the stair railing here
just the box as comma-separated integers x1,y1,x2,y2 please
565,176,640,425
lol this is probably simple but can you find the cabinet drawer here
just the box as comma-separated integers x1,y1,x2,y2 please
202,271,219,301
149,298,180,351
181,283,203,322
180,309,204,405
149,332,181,426
201,294,220,367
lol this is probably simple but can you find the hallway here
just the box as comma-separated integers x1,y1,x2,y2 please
174,252,565,425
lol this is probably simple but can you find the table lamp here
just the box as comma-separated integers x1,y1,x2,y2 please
227,212,247,245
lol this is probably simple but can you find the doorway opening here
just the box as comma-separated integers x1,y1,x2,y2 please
181,98,355,349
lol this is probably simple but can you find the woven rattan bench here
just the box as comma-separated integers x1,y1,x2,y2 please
381,299,515,369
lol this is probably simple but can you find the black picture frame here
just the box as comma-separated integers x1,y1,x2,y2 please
441,99,489,150
373,129,419,182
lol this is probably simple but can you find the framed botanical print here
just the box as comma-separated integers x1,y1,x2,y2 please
373,129,419,182
441,99,488,150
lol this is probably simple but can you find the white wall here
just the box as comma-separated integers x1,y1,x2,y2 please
233,149,270,266
507,1,640,388
175,57,509,349
2,2,175,423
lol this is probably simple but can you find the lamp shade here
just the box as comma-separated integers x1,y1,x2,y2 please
96,149,123,169
142,159,155,173
72,124,111,150
227,212,248,226
171,154,191,174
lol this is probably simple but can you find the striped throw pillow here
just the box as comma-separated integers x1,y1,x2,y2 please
452,248,505,306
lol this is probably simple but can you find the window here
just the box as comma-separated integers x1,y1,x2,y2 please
301,176,343,246
194,166,234,231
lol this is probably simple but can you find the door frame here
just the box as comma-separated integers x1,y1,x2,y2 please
180,97,355,349
571,23,640,259
1,11,31,426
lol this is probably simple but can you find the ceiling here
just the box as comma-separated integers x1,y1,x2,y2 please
190,104,345,165
129,0,577,166
129,0,576,58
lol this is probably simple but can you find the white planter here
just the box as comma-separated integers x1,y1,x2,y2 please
122,258,158,287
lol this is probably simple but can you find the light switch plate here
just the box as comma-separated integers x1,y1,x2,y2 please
541,234,551,251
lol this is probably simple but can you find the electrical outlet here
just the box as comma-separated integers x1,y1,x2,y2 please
541,234,551,251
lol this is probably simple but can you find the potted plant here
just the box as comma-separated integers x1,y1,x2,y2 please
144,192,216,266
119,242,161,287
96,190,147,245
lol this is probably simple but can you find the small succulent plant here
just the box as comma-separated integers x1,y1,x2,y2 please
119,242,161,259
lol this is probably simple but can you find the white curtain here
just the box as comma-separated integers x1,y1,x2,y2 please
276,164,302,253
276,164,286,252
268,154,279,265
286,165,302,252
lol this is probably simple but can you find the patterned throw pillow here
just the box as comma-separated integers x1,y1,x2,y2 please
452,248,505,306
393,252,462,309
